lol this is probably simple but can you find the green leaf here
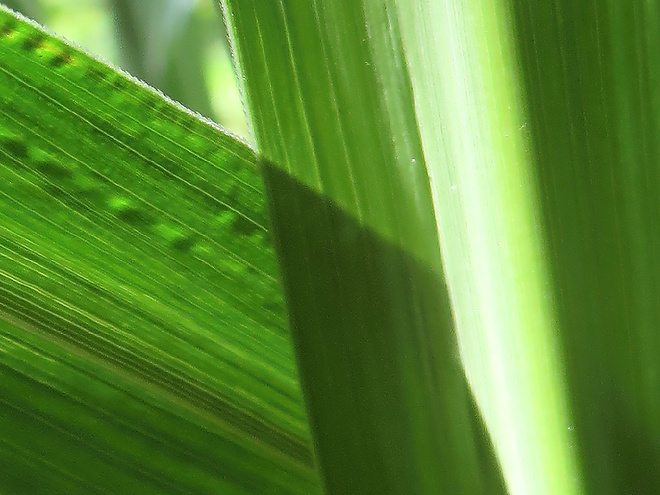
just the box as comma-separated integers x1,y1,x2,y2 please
222,1,506,493
390,0,660,493
263,163,506,494
392,2,582,494
0,6,321,494
512,1,660,492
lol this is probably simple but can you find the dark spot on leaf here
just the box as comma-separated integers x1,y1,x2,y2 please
172,234,197,253
74,185,104,204
50,51,73,68
22,34,45,51
86,65,106,81
231,214,260,236
35,159,73,180
110,76,128,91
0,135,28,160
117,206,153,227
0,21,16,37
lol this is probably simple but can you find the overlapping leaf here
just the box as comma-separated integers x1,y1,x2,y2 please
221,1,506,493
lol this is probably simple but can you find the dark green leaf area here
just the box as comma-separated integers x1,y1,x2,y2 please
0,318,320,495
263,163,506,495
513,1,660,493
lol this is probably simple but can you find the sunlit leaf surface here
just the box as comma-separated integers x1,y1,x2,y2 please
0,7,321,494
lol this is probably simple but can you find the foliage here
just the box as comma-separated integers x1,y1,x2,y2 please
1,1,660,494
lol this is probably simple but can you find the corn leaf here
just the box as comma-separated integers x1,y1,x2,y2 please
393,2,581,493
512,1,660,493
393,0,660,493
221,1,506,493
0,6,321,494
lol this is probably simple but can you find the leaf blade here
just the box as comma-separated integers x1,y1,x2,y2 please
222,0,507,492
0,6,321,493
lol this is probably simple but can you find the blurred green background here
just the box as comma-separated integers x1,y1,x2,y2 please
3,0,249,140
